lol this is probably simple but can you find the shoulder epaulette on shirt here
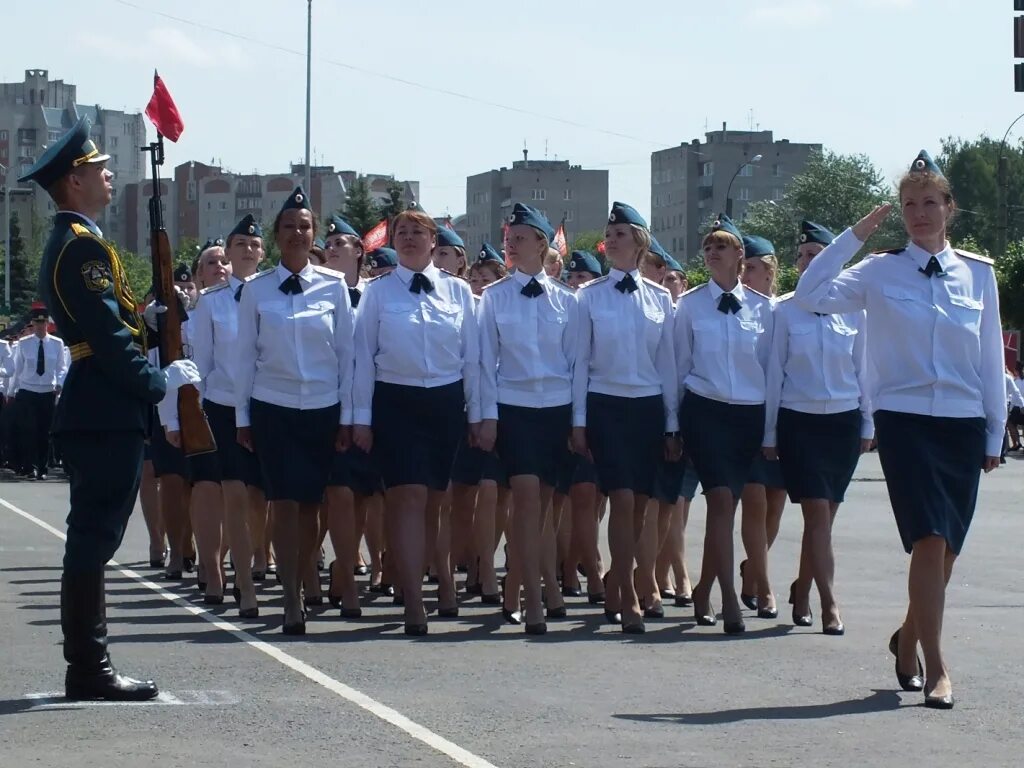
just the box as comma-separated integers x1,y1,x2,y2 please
774,290,796,303
745,286,772,300
641,276,670,295
579,275,611,289
246,268,275,282
680,282,707,297
482,275,513,290
954,248,994,265
200,282,230,296
367,271,392,283
69,222,97,239
871,247,906,256
312,264,345,279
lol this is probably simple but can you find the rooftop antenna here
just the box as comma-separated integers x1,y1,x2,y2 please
544,138,548,160
522,140,528,164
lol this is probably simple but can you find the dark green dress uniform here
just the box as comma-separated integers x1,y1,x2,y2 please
21,115,166,701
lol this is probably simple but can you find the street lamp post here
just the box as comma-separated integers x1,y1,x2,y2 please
304,0,313,195
996,112,1024,257
725,154,762,217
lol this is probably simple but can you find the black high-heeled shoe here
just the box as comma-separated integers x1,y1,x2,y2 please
757,605,779,620
561,586,582,598
674,593,693,608
924,692,955,710
693,593,716,626
340,606,362,619
739,560,758,611
203,594,224,606
789,581,813,627
481,593,502,605
622,621,646,635
641,601,664,619
327,561,344,609
659,589,676,600
525,622,547,635
822,623,845,636
889,629,924,691
603,609,622,625
304,595,324,608
404,623,428,636
723,619,746,635
588,592,606,605
239,606,260,619
502,607,523,625
251,569,266,582
546,606,567,619
437,606,459,618
282,616,306,635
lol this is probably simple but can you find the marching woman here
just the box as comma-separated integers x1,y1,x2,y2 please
234,187,354,634
794,152,1004,709
322,214,379,617
737,234,787,619
572,203,678,633
762,220,873,635
675,215,774,635
478,203,578,633
352,205,480,635
186,237,259,618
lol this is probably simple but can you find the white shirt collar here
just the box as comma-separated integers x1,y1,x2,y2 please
906,240,953,272
607,267,640,283
228,275,244,290
707,278,746,303
513,268,546,287
275,261,316,285
394,261,440,286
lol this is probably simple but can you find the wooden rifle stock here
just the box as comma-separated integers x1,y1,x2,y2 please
149,187,216,457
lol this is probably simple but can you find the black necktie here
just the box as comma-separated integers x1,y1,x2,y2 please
349,286,362,308
279,274,303,295
615,274,638,294
717,293,741,314
36,339,45,376
521,278,544,298
920,256,943,278
234,284,244,302
410,273,434,294
814,312,827,317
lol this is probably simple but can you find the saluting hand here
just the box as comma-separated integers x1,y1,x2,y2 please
851,203,893,243
352,425,373,454
237,427,254,452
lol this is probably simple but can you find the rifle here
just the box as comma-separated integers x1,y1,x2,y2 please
141,130,216,457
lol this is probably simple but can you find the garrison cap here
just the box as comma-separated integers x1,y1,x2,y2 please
798,220,836,247
435,227,465,249
229,214,263,240
568,250,603,276
608,201,647,229
326,214,359,239
368,247,398,270
742,234,776,259
507,203,555,242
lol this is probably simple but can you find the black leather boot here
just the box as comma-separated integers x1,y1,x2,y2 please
62,570,159,701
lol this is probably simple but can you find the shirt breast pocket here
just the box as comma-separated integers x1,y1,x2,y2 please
882,284,930,311
381,302,421,338
788,323,816,352
826,323,857,355
590,308,620,346
257,301,292,337
425,302,464,356
946,294,983,334
297,300,337,365
692,318,721,356
497,310,530,345
738,319,763,354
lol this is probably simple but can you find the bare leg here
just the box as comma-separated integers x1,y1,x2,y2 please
766,487,787,550
222,480,257,612
694,488,742,625
633,498,661,612
430,490,457,612
271,500,302,626
386,485,429,626
474,480,500,597
541,488,564,613
247,486,269,573
606,489,643,625
190,481,225,598
906,536,955,698
326,485,360,611
364,493,385,587
160,473,188,574
570,482,602,598
740,483,775,612
800,499,840,630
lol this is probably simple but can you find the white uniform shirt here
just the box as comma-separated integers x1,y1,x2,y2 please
1006,372,1024,409
190,275,244,407
572,268,678,431
234,262,355,427
352,262,480,425
795,227,1006,456
763,294,872,446
674,281,774,407
0,340,13,395
11,334,68,393
479,269,578,418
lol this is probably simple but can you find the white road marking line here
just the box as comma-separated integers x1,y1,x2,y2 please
1,496,499,768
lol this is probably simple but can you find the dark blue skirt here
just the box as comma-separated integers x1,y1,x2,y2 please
747,454,786,489
451,436,509,487
372,380,465,491
150,407,189,480
777,407,861,503
328,446,382,496
496,403,571,487
586,392,664,495
679,390,764,500
555,450,601,495
874,410,985,555
653,457,701,505
250,399,338,503
188,399,255,486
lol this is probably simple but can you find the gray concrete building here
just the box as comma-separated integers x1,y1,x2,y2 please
0,69,146,250
650,125,821,263
464,155,608,252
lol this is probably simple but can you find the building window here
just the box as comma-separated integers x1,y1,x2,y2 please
207,202,212,210
773,188,784,200
738,165,754,177
698,186,713,201
0,130,7,140
187,181,196,201
738,188,751,201
699,161,714,177
565,210,574,222
530,189,546,201
109,136,118,148
773,163,783,177
563,189,573,201
220,201,228,210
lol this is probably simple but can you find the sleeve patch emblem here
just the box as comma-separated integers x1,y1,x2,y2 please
81,260,113,292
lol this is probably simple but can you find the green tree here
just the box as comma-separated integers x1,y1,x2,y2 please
569,231,608,272
684,263,710,289
174,236,200,268
2,212,38,316
938,136,1024,255
378,178,405,221
742,149,903,264
119,250,155,299
343,176,381,236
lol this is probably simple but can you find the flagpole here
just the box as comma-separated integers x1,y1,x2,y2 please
304,0,313,194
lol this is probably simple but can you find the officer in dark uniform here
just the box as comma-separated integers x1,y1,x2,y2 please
20,115,195,701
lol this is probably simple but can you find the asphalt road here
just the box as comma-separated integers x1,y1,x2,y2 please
1,452,1022,768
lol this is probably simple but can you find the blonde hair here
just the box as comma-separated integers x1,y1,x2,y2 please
754,254,779,295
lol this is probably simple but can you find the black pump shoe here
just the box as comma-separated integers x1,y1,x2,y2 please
924,693,955,710
404,623,428,636
723,620,746,635
603,609,622,625
889,629,924,691
789,581,813,627
739,560,757,611
525,622,547,635
502,608,523,625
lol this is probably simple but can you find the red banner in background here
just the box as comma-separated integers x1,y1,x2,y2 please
552,222,567,257
363,219,388,252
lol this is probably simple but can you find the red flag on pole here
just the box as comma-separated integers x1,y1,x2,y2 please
553,221,568,257
596,240,606,254
444,215,455,231
364,219,388,251
501,220,512,267
145,71,185,142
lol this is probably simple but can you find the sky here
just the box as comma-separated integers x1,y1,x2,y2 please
4,0,1020,225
